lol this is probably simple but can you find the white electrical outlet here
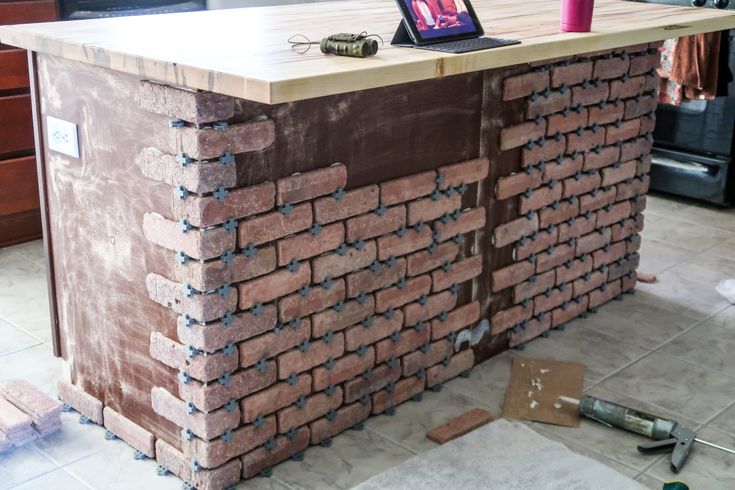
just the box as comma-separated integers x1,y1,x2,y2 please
47,115,80,158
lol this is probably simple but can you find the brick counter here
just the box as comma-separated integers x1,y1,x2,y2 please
37,43,659,489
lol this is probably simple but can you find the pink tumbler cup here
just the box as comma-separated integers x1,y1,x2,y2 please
560,0,594,33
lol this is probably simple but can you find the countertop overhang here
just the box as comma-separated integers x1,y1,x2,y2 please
2,0,735,104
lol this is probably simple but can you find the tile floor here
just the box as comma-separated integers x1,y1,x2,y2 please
1,192,734,490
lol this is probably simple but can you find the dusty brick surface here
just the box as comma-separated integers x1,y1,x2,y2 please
56,381,103,425
311,296,376,338
103,407,155,458
150,332,238,382
277,223,344,266
426,349,474,387
431,255,482,292
276,164,347,205
346,259,406,297
345,205,405,242
406,242,460,277
183,416,276,469
277,333,345,380
174,119,275,160
174,245,277,292
312,348,376,391
173,181,274,228
278,278,345,322
431,301,481,340
138,80,235,124
404,291,458,326
372,376,425,414
375,275,432,312
437,158,489,189
137,147,237,194
433,207,486,241
151,387,239,440
238,319,311,368
241,374,312,423
375,326,430,364
380,171,437,205
156,439,241,490
309,401,371,444
402,340,452,377
143,212,235,261
146,272,238,322
277,388,343,432
314,185,379,224
179,361,276,412
238,203,312,248
376,226,433,261
238,263,311,311
177,304,277,353
407,193,462,226
344,362,402,404
345,311,404,352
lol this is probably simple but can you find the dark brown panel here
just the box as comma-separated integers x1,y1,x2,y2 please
0,155,38,215
0,94,34,156
0,1,57,25
0,208,41,247
0,49,29,90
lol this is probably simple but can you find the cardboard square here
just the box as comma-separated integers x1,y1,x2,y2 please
502,357,585,427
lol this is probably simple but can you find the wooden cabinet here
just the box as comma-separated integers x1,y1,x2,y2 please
0,1,57,247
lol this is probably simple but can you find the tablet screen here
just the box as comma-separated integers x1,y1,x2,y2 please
401,0,480,41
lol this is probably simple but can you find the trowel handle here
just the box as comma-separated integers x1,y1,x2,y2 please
579,395,676,441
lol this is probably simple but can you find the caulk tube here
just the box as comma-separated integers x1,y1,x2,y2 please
560,0,595,33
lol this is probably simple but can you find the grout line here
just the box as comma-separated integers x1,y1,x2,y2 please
271,474,299,490
363,426,420,455
701,398,735,430
60,467,95,490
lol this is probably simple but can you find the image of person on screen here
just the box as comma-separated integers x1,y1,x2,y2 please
411,0,449,30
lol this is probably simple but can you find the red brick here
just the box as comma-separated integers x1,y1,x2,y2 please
542,156,584,184
566,127,606,153
583,145,620,171
426,349,474,387
491,260,535,292
179,362,276,412
277,388,343,432
495,168,542,201
406,242,460,277
377,226,433,261
536,242,576,273
627,234,642,254
606,119,641,146
238,319,311,368
57,381,103,425
380,171,437,205
433,207,486,242
514,228,558,261
276,164,347,205
313,347,376,390
437,158,489,189
588,101,625,126
572,82,610,106
592,241,627,268
551,295,589,327
513,269,556,303
375,325,430,364
176,245,277,292
241,374,312,423
509,313,552,347
621,270,637,293
137,147,237,195
527,90,571,118
551,61,593,87
404,291,458,326
151,387,239,440
490,302,534,335
238,263,311,310
557,214,596,242
407,193,462,226
156,440,241,490
431,301,481,340
589,279,622,309
608,253,640,281
609,76,645,100
402,340,452,376
238,203,312,248
143,213,235,261
579,187,617,213
344,362,402,404
611,214,644,242
597,200,632,227
573,268,609,297
314,185,379,224
631,194,647,214
576,227,612,255
594,56,630,80
146,273,237,323
522,136,566,167
277,333,345,380
637,155,653,175
311,296,375,337
492,213,539,248
503,71,550,100
372,376,426,414
345,205,406,242
173,182,274,228
312,240,377,283
500,121,547,151
176,120,275,160
563,171,601,198
277,223,344,266
555,255,594,285
309,401,371,444
150,332,238,383
278,278,345,322
375,275,432,313
520,183,563,214
625,95,657,120
138,81,234,124
602,160,637,187
629,52,660,76
241,426,310,478
534,285,573,315
547,108,588,136
346,258,406,297
539,199,580,228
620,136,653,162
432,255,482,292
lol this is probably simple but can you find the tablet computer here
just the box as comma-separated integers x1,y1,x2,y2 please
395,0,485,45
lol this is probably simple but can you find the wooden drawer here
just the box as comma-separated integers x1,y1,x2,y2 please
0,49,29,90
0,1,57,26
0,155,38,215
0,208,41,247
0,94,34,156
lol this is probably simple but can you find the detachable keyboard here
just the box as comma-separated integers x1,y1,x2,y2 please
416,37,521,54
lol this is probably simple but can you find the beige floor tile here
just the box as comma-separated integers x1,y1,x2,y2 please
0,344,61,396
578,294,697,349
0,256,53,344
10,467,91,490
642,217,735,252
661,321,735,377
669,203,735,232
708,306,735,331
271,429,415,490
33,410,108,467
646,427,735,488
643,193,694,217
634,472,666,490
709,402,735,437
708,236,735,260
0,445,56,490
441,350,515,414
235,475,294,489
599,352,735,424
638,238,694,276
0,318,41,357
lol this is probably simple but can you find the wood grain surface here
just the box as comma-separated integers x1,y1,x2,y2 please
1,0,734,103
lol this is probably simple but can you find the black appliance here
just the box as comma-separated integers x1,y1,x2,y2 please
60,1,205,20
629,0,735,206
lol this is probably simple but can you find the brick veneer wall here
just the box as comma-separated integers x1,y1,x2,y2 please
491,44,660,348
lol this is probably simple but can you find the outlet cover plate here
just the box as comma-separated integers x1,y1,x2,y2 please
47,116,80,158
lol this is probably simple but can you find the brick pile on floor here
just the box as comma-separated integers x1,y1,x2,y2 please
0,379,62,452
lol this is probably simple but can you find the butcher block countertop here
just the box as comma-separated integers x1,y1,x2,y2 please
1,0,735,104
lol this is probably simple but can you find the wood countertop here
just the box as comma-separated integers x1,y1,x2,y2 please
2,0,735,104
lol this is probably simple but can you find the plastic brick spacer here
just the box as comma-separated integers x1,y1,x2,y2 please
219,152,235,166
323,331,334,344
309,223,322,236
374,203,387,216
221,312,234,326
218,284,231,297
353,239,366,250
105,430,117,441
243,244,258,259
356,345,368,357
218,373,232,386
176,153,192,166
176,185,189,200
213,187,229,202
278,202,293,216
394,225,408,238
224,399,238,412
221,430,233,443
178,371,192,384
178,219,192,234
251,303,264,317
190,460,202,473
325,385,337,396
299,340,310,353
223,218,237,232
254,416,266,428
134,450,147,460
185,402,198,415
178,314,194,328
286,259,301,273
222,343,236,356
287,373,299,386
213,121,229,131
331,300,344,312
356,293,369,304
175,251,190,265
383,308,396,319
326,409,337,422
322,276,334,290
220,250,235,264
182,428,194,441
290,317,302,330
295,395,307,409
332,187,346,201
185,345,201,359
